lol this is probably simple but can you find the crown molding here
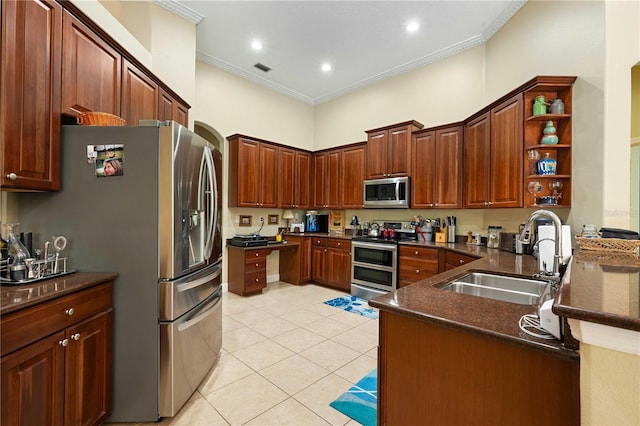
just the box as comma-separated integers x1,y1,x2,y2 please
154,0,204,25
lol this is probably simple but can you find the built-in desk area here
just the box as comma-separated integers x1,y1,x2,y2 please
227,242,300,296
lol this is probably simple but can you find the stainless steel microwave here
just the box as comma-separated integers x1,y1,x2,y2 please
363,177,410,208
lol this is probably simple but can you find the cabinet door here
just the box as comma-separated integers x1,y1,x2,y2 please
326,149,342,208
278,147,296,208
299,237,312,282
311,246,327,284
1,0,62,191
231,138,260,207
121,59,158,125
258,143,278,208
490,94,523,208
434,126,463,208
327,247,351,291
411,131,437,208
464,112,491,208
158,88,189,127
62,10,121,117
387,126,412,177
1,331,66,426
366,130,388,179
313,152,327,208
65,310,113,426
294,151,312,209
341,144,366,208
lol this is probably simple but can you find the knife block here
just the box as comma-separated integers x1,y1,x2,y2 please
435,228,447,243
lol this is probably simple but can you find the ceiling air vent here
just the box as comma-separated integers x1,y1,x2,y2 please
254,63,271,73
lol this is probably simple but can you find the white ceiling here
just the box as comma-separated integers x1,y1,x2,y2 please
156,0,526,105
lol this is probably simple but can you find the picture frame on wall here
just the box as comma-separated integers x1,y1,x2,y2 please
268,214,279,225
239,215,252,227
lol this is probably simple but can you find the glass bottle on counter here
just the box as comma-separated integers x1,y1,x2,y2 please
4,223,30,265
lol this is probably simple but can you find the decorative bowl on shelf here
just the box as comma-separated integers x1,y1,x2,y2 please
539,196,557,205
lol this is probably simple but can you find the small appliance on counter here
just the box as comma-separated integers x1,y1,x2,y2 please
229,235,268,247
304,213,329,233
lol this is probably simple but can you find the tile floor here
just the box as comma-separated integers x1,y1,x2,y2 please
112,282,378,425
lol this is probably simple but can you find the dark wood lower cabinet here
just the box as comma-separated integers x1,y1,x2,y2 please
378,311,580,426
1,282,113,426
326,239,351,292
280,235,311,285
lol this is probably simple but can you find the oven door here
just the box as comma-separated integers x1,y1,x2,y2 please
352,241,397,268
351,241,397,292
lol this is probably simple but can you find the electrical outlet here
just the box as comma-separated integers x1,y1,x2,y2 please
259,216,264,223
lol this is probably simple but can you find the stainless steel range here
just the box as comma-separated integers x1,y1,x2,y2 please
351,220,415,300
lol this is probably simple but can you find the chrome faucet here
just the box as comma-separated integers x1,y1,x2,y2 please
519,209,564,286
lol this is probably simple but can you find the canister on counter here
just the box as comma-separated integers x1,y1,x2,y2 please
487,226,502,249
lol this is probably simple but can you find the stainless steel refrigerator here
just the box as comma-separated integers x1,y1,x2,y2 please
18,121,223,422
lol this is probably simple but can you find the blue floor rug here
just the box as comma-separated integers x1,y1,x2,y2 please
324,295,379,319
330,368,377,426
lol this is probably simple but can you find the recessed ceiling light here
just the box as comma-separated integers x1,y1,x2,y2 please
251,40,263,50
406,21,419,33
321,63,332,72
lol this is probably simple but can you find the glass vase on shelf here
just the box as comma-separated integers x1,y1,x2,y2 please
549,180,564,204
527,181,542,206
527,149,540,175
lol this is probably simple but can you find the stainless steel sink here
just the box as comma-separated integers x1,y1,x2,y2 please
438,272,550,305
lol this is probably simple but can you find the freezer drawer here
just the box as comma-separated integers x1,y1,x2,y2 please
159,287,222,418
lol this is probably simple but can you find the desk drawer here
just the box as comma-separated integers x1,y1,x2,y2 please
312,237,327,247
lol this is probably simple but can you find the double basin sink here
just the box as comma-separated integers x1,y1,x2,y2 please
438,271,551,305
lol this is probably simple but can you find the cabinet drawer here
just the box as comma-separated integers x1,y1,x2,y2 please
445,250,479,267
312,237,327,247
399,259,439,282
328,239,350,250
1,282,112,356
245,249,268,261
245,258,266,272
245,270,266,292
399,245,439,260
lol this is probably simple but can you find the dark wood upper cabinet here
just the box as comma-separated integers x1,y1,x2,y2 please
489,93,524,208
278,147,311,209
326,149,342,208
1,0,62,191
158,88,189,127
313,152,328,208
464,94,523,208
463,112,491,208
62,9,121,118
365,120,423,179
228,135,278,208
121,58,159,125
341,143,366,208
412,125,463,209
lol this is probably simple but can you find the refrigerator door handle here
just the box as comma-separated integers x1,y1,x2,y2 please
177,291,221,332
201,146,217,260
176,265,221,293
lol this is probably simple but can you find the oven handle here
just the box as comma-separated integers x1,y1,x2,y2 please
176,264,221,293
177,290,221,332
352,261,396,272
352,241,398,251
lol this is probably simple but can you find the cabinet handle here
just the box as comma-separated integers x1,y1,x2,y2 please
6,173,17,181
337,242,341,247
414,251,419,255
255,278,259,282
59,338,69,347
416,269,420,274
65,308,75,316
255,253,259,257
459,259,465,264
255,263,259,267
71,333,80,341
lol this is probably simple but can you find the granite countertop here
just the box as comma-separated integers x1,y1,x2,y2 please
554,250,640,332
1,272,118,315
368,243,580,361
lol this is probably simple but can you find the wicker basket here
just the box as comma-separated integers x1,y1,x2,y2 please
575,236,640,255
77,112,126,126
